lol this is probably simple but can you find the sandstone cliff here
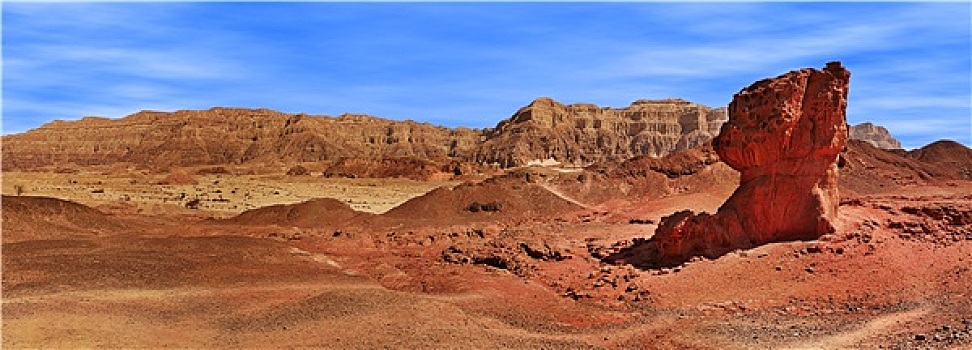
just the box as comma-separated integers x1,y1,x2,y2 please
474,98,727,167
849,122,902,149
2,99,730,171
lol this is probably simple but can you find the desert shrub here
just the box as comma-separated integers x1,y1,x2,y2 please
185,198,201,209
467,201,502,213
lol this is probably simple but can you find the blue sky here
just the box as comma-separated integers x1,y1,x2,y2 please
3,2,970,149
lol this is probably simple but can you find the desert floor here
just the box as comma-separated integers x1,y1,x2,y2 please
1,171,453,215
3,171,971,349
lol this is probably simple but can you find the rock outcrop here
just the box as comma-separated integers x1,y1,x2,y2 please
475,98,727,167
2,99,728,171
638,62,851,267
849,122,902,149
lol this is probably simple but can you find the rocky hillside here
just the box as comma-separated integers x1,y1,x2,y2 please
2,108,482,170
2,98,728,171
480,99,907,168
474,97,727,167
849,122,902,149
4,98,909,171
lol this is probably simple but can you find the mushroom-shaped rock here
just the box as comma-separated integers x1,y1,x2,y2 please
640,62,850,267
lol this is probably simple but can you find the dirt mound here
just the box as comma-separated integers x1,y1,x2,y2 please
907,140,972,179
2,196,118,240
382,177,583,226
839,140,954,195
158,169,199,185
229,198,367,228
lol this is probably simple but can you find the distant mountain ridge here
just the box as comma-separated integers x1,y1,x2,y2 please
1,98,908,171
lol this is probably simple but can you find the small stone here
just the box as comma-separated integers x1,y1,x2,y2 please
775,266,782,271
805,267,814,274
915,334,926,341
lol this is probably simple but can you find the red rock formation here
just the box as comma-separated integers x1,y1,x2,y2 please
647,62,851,266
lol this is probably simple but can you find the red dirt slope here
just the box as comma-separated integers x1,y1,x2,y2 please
2,195,120,241
906,140,972,179
228,198,368,228
381,177,584,226
839,140,956,196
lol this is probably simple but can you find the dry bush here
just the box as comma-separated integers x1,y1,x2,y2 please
185,198,201,209
467,201,502,213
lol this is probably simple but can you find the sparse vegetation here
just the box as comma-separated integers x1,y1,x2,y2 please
467,201,502,213
185,198,202,209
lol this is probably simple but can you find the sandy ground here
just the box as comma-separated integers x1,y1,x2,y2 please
3,172,971,349
2,171,454,215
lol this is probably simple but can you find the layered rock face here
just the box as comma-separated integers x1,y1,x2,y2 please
850,122,902,149
475,98,727,167
648,62,851,266
2,99,728,171
2,108,482,170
